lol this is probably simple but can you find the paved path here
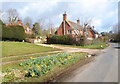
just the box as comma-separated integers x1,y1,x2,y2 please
61,43,118,82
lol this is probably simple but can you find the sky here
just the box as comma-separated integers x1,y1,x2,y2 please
0,0,119,33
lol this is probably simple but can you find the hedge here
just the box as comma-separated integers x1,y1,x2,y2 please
47,35,76,45
47,35,104,46
2,25,25,41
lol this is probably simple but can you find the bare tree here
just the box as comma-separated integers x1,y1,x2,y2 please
23,16,32,28
47,18,55,35
81,16,93,26
37,18,45,29
6,8,19,22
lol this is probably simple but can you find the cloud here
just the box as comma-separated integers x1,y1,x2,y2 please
91,18,102,26
1,0,118,33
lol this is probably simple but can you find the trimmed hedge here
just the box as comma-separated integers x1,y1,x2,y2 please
25,33,36,39
47,35,105,46
2,25,25,41
47,35,76,45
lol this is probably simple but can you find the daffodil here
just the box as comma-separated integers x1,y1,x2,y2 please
68,56,71,59
45,65,47,67
36,64,39,68
30,57,33,59
65,59,67,61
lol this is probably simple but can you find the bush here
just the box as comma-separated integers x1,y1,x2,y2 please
110,32,120,42
25,33,36,39
47,34,105,46
2,25,25,41
47,35,76,45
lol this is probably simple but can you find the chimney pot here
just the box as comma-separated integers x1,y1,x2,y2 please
77,18,80,24
63,11,67,21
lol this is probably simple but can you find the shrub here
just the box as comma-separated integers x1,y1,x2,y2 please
47,34,105,46
25,33,36,39
2,25,25,41
47,35,76,45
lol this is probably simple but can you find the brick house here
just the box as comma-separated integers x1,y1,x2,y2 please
7,18,32,34
55,11,99,40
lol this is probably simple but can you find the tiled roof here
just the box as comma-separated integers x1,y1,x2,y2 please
67,20,83,30
87,26,98,34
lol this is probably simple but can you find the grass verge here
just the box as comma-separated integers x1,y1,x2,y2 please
2,52,59,62
52,42,109,49
2,41,60,57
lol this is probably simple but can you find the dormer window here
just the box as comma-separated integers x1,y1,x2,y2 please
67,30,71,34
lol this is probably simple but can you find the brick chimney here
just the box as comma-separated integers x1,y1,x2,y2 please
17,17,22,25
63,11,67,21
77,18,80,24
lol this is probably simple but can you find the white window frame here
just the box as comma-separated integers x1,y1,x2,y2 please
67,30,71,34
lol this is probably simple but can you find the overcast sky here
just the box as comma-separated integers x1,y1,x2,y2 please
1,0,119,33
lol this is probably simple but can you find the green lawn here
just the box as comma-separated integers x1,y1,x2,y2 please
2,52,59,62
52,42,109,49
2,41,60,57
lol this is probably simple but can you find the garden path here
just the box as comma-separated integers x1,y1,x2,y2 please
37,44,103,54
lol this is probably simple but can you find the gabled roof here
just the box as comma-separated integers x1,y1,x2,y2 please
87,26,98,34
91,28,98,34
66,20,83,31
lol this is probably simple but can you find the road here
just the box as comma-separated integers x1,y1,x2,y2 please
61,43,118,82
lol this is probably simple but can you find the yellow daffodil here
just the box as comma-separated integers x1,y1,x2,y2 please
36,64,39,68
68,56,71,59
30,57,36,59
30,57,33,59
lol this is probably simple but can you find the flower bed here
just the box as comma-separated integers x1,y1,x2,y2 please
19,52,79,77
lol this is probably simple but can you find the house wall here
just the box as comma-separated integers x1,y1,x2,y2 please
80,30,83,35
56,21,71,35
88,31,95,38
56,22,96,39
56,22,63,35
65,21,71,34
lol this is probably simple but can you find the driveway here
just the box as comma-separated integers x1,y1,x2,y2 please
37,44,102,54
59,43,118,82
